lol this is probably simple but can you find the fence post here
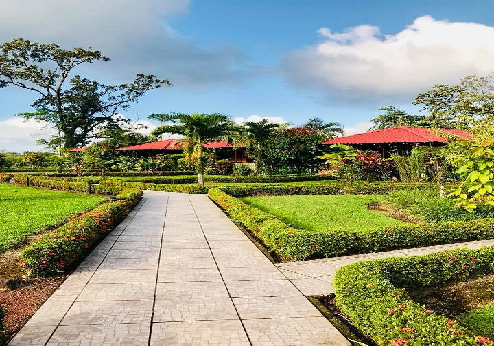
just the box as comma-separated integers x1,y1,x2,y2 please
26,176,30,187
87,181,93,194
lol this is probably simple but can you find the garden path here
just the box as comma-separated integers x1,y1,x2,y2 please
277,238,494,296
10,191,350,346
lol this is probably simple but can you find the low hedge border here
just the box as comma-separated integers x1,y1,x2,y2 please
22,187,142,276
334,247,494,345
208,188,494,260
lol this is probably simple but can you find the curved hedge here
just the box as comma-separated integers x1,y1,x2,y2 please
334,247,494,345
208,188,494,260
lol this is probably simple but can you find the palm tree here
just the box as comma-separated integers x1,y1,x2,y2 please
242,119,280,173
149,112,233,186
303,117,344,138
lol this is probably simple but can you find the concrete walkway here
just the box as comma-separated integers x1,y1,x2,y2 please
277,238,494,296
10,191,349,346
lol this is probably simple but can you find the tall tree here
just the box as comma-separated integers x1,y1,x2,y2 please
149,112,234,185
413,74,494,130
303,117,343,138
242,119,280,173
370,106,427,130
0,38,170,150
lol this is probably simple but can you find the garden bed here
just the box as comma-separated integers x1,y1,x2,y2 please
209,186,494,261
334,247,494,345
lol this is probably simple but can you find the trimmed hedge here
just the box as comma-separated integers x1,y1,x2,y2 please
23,171,195,177
208,188,494,260
22,188,142,276
334,247,494,345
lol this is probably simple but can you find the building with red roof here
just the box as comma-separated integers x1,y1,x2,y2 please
116,139,248,162
323,126,471,156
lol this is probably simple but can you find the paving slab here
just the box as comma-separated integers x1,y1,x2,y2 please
10,191,350,346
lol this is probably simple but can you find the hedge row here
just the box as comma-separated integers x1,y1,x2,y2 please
208,188,494,260
335,247,494,345
22,188,142,276
21,170,195,177
112,174,337,184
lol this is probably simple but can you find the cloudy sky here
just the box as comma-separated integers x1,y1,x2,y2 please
1,0,494,152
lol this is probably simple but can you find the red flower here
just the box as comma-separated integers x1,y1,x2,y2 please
391,339,407,346
462,264,469,269
476,336,494,344
311,243,318,249
423,309,433,314
400,327,415,333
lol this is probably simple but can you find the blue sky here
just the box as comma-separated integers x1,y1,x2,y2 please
1,0,494,152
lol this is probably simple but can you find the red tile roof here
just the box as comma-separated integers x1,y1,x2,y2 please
68,147,87,152
202,140,234,149
117,139,240,151
322,126,471,145
117,139,186,151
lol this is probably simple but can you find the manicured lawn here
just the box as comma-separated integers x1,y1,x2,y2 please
241,195,404,233
459,304,494,338
0,183,105,252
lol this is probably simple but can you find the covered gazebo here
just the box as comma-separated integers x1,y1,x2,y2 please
322,126,471,157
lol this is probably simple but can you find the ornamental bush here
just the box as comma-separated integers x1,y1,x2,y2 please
334,247,494,345
208,188,494,260
22,188,142,276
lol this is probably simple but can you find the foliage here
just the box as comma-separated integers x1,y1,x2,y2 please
23,190,141,276
240,119,280,172
458,304,494,339
150,112,235,185
449,138,494,211
262,127,325,175
302,117,343,139
413,74,494,130
209,187,494,260
392,147,431,183
233,164,254,176
0,38,169,150
384,188,494,223
241,195,403,233
335,150,397,181
371,106,428,130
334,247,494,345
205,159,233,175
0,183,104,252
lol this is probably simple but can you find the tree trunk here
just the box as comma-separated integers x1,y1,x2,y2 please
196,141,205,187
197,172,204,186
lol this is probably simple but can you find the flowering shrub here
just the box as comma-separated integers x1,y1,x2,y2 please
208,188,494,260
22,188,142,276
334,247,494,345
338,150,397,181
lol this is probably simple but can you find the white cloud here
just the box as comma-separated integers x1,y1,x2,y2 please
0,0,251,88
233,115,287,125
343,121,372,136
0,117,56,152
282,16,494,104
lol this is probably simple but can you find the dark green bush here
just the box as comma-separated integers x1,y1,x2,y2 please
335,247,494,345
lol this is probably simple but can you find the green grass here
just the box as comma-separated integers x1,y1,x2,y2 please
241,195,404,233
459,304,494,339
0,183,105,252
384,188,494,223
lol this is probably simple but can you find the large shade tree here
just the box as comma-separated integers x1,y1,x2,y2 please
0,38,170,151
149,112,234,185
